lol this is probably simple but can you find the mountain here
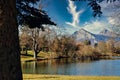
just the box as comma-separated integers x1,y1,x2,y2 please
72,28,97,46
72,28,95,41
72,28,120,44
99,29,118,37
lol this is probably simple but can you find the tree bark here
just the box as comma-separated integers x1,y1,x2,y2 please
33,40,38,59
0,0,22,80
32,28,39,59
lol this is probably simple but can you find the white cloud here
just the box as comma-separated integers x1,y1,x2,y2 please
82,20,111,34
108,17,116,25
66,0,84,27
108,13,120,26
65,0,117,34
100,1,120,26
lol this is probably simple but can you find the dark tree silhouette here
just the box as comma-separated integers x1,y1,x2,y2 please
0,0,22,80
17,0,56,29
88,0,102,17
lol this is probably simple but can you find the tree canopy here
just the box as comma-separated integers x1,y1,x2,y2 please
16,0,56,30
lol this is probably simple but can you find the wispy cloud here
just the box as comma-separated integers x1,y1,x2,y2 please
66,0,84,27
81,1,119,34
83,20,111,34
100,1,120,26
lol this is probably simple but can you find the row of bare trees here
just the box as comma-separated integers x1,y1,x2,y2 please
75,39,120,60
19,26,77,59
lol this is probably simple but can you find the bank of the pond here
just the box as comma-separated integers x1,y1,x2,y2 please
21,51,113,62
23,74,120,80
21,55,57,62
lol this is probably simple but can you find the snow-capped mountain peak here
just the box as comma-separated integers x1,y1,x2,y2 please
99,29,118,37
72,28,120,43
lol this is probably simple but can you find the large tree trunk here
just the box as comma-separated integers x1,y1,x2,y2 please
32,28,39,59
33,40,38,59
0,0,22,80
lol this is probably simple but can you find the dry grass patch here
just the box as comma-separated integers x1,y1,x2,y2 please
23,74,120,80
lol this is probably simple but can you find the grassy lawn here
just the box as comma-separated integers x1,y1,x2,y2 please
23,74,120,80
21,50,57,62
21,50,34,62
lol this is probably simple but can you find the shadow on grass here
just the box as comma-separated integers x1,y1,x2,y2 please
21,54,33,57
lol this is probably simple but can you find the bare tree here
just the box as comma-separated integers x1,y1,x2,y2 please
20,27,33,55
20,26,42,59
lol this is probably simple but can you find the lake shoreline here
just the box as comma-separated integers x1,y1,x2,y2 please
21,50,120,62
21,54,115,62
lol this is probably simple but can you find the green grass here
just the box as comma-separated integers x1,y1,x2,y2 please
23,74,120,80
21,50,57,62
21,50,34,62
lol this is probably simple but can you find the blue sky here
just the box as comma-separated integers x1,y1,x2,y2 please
39,0,118,34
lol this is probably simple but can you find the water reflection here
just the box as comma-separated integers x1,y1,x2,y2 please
22,58,120,76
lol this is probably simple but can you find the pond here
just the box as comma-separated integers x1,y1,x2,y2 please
22,58,120,76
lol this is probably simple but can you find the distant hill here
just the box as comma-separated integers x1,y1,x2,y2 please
72,28,120,45
72,28,95,40
99,29,118,37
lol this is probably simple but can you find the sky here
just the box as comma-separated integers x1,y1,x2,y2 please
40,0,119,34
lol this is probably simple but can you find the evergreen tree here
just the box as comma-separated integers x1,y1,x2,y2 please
16,0,56,29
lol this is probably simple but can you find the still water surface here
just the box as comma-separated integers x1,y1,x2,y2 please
22,58,120,76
